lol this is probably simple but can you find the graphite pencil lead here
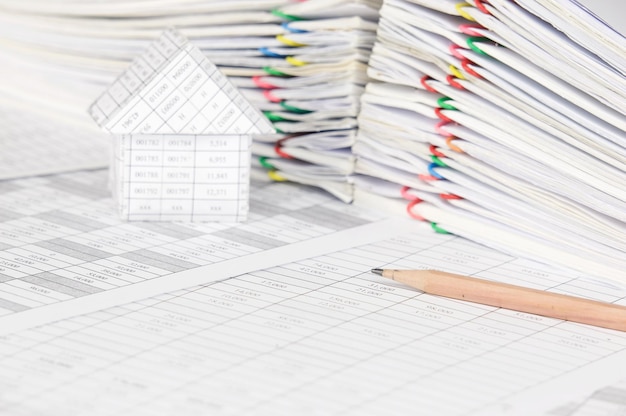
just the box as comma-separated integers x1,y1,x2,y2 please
371,268,383,275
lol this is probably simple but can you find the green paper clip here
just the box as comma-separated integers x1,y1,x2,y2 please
271,9,304,21
280,101,311,114
437,97,457,111
258,157,275,170
430,222,450,234
263,111,287,122
430,155,448,167
263,66,288,77
466,37,490,56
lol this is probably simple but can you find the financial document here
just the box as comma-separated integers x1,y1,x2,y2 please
1,224,626,415
0,104,109,180
542,377,626,416
112,133,254,222
0,168,412,334
89,29,271,136
89,28,275,222
569,378,626,415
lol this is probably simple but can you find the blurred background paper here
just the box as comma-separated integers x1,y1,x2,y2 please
0,0,382,189
0,0,286,179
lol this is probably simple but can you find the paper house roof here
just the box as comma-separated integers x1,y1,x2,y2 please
89,28,273,137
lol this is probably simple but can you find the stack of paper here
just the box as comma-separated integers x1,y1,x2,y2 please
246,0,382,202
0,0,290,116
352,0,626,278
0,0,288,176
0,0,382,200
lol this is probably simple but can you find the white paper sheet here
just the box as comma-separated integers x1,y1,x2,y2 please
0,104,109,180
569,379,626,416
0,168,414,335
112,134,254,222
1,222,626,415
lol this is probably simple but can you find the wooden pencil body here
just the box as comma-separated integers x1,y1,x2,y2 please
383,269,626,332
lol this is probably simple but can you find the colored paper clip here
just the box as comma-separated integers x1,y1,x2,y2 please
252,76,278,89
268,170,288,182
431,125,456,157
430,155,448,167
430,222,450,234
259,47,285,58
282,22,308,34
263,66,288,76
428,162,446,179
406,198,426,221
446,136,464,153
446,74,465,90
418,173,439,181
258,156,276,170
285,56,307,67
440,193,463,200
435,120,452,137
263,90,282,103
455,2,475,21
429,145,446,158
420,75,439,93
461,58,482,78
276,34,306,47
400,185,419,201
475,0,491,14
274,139,294,159
448,64,466,80
280,101,311,114
466,37,490,56
459,23,485,37
437,97,457,111
435,108,454,123
449,44,465,60
271,9,304,21
263,111,287,122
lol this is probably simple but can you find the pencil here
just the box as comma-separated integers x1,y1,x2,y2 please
371,268,626,332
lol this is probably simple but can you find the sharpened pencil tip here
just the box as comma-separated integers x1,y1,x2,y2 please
371,268,384,275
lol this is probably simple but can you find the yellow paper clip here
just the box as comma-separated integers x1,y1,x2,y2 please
276,34,306,47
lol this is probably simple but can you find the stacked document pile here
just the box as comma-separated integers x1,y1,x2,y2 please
0,0,288,122
353,0,626,277
246,0,382,202
0,0,381,198
0,0,286,174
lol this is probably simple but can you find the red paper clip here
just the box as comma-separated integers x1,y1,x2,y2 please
400,185,419,201
418,173,439,181
435,120,452,137
263,89,282,103
449,44,465,60
435,108,454,123
274,138,294,159
406,198,425,221
459,23,484,37
440,193,462,200
420,75,439,93
475,0,490,14
429,144,445,158
446,74,465,90
461,58,482,78
252,75,278,89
